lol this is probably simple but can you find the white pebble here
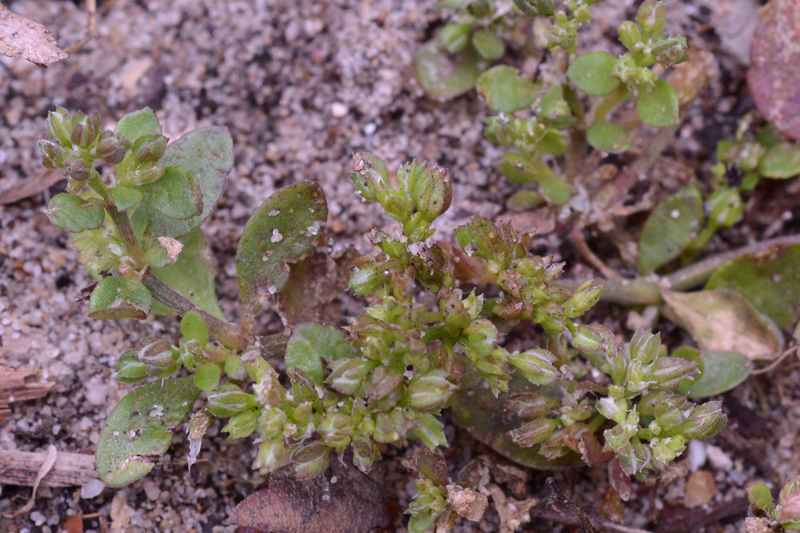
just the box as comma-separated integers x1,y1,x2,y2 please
331,103,348,117
687,439,707,472
271,229,283,243
670,209,680,219
706,444,733,471
364,123,376,136
81,479,106,499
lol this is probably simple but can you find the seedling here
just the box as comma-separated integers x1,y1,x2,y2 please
39,111,727,531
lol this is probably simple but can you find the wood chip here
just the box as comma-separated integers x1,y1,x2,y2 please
0,366,55,406
0,4,68,67
684,470,717,508
0,449,99,487
0,169,65,205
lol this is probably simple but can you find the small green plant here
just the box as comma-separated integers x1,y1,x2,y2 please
748,477,800,532
39,110,727,531
416,0,688,205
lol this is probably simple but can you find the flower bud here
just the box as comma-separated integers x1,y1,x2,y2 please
222,409,259,440
629,328,660,365
137,339,176,367
637,0,666,36
224,354,248,381
410,166,452,222
291,442,330,480
349,263,383,296
617,440,652,476
350,152,389,203
680,401,726,440
652,37,688,68
707,186,744,229
618,21,641,50
46,107,74,146
352,438,381,473
63,154,94,182
650,435,686,467
96,131,129,165
70,112,100,148
406,370,458,411
373,412,400,444
38,139,70,169
571,324,616,367
132,133,167,164
325,357,376,396
563,279,603,318
509,418,559,446
646,357,699,389
116,352,148,383
253,439,290,471
781,477,800,504
438,22,472,54
318,412,353,447
462,318,499,358
595,397,625,421
507,349,558,386
503,392,560,419
131,161,165,185
206,384,257,418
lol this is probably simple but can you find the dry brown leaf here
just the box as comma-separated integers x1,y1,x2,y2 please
227,456,388,533
661,288,781,361
447,485,489,522
747,0,800,140
485,483,538,533
0,169,64,205
2,445,57,518
0,4,68,67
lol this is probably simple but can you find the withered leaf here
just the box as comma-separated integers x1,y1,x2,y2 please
0,4,68,67
227,455,388,533
0,170,64,205
748,0,800,140
661,288,781,362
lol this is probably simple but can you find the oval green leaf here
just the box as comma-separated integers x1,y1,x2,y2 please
414,40,485,101
637,192,703,275
46,194,105,233
194,362,222,391
567,51,620,97
758,142,800,178
109,186,143,211
705,243,800,329
115,107,160,144
586,119,632,153
472,29,505,60
89,276,152,320
140,166,203,221
684,350,751,399
141,127,233,238
285,322,360,387
636,79,679,127
477,65,541,113
96,376,200,487
235,183,328,325
150,228,225,319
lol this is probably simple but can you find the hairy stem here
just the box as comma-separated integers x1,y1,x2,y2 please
141,268,251,350
88,175,145,266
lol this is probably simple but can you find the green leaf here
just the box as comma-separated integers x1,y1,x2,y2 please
705,244,800,329
662,288,782,362
89,276,152,320
151,228,225,319
72,216,120,279
758,142,800,178
96,376,200,487
450,384,581,469
46,194,105,233
683,350,751,399
114,107,160,143
414,40,485,101
194,362,222,391
235,183,328,322
637,192,703,275
141,127,233,238
181,311,209,345
109,186,143,211
586,119,632,153
477,65,540,113
285,322,360,387
636,79,679,127
141,166,203,221
499,153,570,204
471,29,505,60
671,346,704,392
567,51,620,97
408,512,436,533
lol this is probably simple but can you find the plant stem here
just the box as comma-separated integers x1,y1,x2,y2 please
556,233,800,305
141,268,251,350
593,85,631,122
88,174,145,267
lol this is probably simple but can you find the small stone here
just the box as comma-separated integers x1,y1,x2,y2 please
80,479,106,499
30,511,46,525
706,444,733,471
687,440,707,472
331,103,348,117
684,470,716,508
144,480,161,500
